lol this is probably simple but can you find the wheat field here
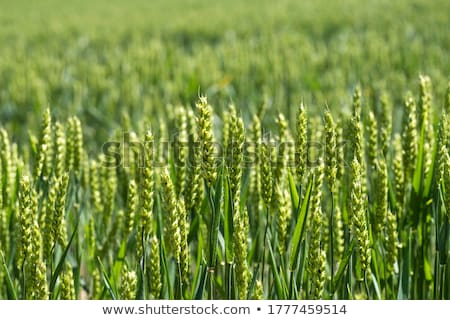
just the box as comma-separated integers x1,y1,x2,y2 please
0,0,449,300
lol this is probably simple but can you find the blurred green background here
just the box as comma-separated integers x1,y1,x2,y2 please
0,0,449,148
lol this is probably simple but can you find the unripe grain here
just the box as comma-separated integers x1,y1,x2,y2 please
350,158,371,274
196,96,216,186
295,103,307,183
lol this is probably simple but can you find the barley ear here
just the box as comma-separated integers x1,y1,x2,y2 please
150,236,162,299
160,169,180,260
60,263,75,300
402,93,418,179
196,96,216,186
324,109,337,193
350,158,371,275
295,103,307,184
120,265,137,300
260,141,273,206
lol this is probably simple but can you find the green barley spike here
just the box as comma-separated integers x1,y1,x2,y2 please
402,93,418,179
138,130,154,258
260,141,273,207
177,199,190,287
35,108,53,181
27,223,48,299
336,115,345,183
333,206,344,259
156,121,168,168
307,159,325,299
444,153,450,219
311,250,326,299
81,151,90,190
60,263,75,300
419,75,433,177
43,177,56,261
351,86,364,165
295,103,307,184
89,160,103,214
196,96,216,186
438,115,449,184
309,116,323,166
0,129,13,208
438,144,447,187
123,179,137,240
100,155,117,228
248,115,262,210
234,206,250,300
66,116,83,175
324,109,337,193
276,187,290,256
91,268,102,299
120,265,137,300
54,121,66,179
86,217,97,259
17,176,35,267
0,161,8,257
352,86,362,121
366,111,378,171
127,131,139,182
10,143,18,201
418,75,432,130
223,106,235,162
150,236,162,299
228,107,245,208
31,260,49,300
54,173,69,248
161,169,180,259
350,158,371,275
274,113,288,189
385,210,399,275
184,109,203,213
252,280,264,300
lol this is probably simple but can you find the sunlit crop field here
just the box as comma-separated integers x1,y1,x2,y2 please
0,0,449,300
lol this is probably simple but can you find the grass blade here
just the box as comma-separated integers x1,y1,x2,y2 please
1,250,17,300
289,176,313,271
50,221,78,295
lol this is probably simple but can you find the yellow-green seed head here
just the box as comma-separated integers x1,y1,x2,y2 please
161,169,180,258
233,206,250,300
350,158,371,274
260,141,273,206
324,109,337,192
295,103,308,183
120,266,137,300
385,210,399,275
196,96,217,186
150,236,162,299
366,111,378,170
54,121,66,179
60,263,75,300
123,179,137,239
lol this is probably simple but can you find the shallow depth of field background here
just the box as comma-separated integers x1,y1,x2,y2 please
1,0,449,145
0,0,449,300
